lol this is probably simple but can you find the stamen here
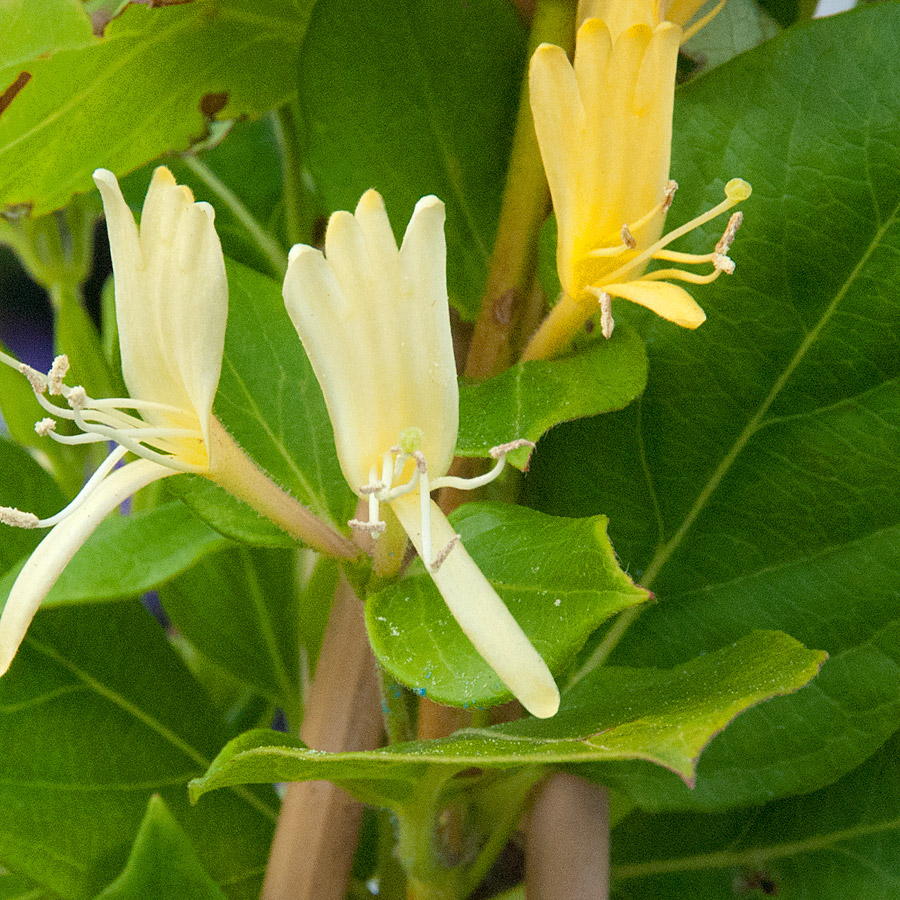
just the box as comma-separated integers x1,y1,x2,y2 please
0,507,39,529
67,386,87,411
20,364,48,395
29,445,128,528
620,224,637,250
413,450,427,473
716,211,743,256
34,418,56,437
662,181,678,213
713,253,735,275
47,355,70,395
349,518,387,535
489,439,536,459
430,440,537,492
430,534,460,572
599,292,615,339
358,483,385,495
419,468,432,569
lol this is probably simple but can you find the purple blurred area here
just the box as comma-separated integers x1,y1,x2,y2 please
0,246,55,373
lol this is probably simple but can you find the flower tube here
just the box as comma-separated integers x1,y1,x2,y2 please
283,190,560,718
525,4,750,359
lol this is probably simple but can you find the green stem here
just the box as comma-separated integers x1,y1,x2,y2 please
272,103,310,247
464,0,576,379
180,154,287,280
380,669,416,745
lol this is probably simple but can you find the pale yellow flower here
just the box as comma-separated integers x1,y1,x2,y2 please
525,6,749,359
283,190,560,718
577,0,726,39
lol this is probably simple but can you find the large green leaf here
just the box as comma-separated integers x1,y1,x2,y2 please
0,871,52,900
190,631,824,809
367,504,650,707
95,796,228,900
0,0,311,215
0,602,276,900
175,258,354,546
0,502,231,611
609,730,900,899
456,326,648,469
159,546,300,724
298,0,526,320
524,3,900,810
0,0,95,70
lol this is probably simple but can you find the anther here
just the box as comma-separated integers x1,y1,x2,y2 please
599,291,615,339
19,364,47,395
413,450,428,473
349,518,387,535
715,211,743,255
620,224,636,250
0,506,40,529
663,180,678,212
430,534,460,572
67,386,87,411
47,355,70,395
713,253,735,275
359,482,385,495
489,438,536,459
34,417,57,436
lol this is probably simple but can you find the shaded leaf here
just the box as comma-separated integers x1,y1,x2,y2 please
368,503,649,707
299,0,526,319
95,796,227,900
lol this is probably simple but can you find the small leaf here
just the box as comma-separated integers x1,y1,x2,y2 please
95,795,228,900
367,503,650,707
456,326,648,468
0,502,231,612
190,631,825,809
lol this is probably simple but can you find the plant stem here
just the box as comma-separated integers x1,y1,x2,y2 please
463,0,575,380
526,774,610,900
261,578,383,900
273,103,309,248
180,154,287,280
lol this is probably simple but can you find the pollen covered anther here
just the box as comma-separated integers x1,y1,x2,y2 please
0,507,39,528
34,418,56,437
599,292,615,339
620,224,637,249
47,355,70,395
349,518,387,535
431,533,461,572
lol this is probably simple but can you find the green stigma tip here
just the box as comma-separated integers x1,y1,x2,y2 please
399,426,425,454
725,178,752,202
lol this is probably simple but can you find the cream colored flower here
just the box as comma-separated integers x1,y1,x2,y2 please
0,167,228,675
525,5,749,359
283,190,560,718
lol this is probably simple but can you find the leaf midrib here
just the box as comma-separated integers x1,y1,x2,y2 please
640,193,900,590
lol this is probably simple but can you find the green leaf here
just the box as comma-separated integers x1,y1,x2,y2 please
0,871,52,900
94,796,228,900
0,438,66,574
524,3,900,809
0,0,95,70
609,730,900,899
299,0,526,320
175,258,354,545
190,631,825,809
0,602,276,900
456,326,648,468
0,0,312,215
0,502,231,611
368,503,649,708
159,546,300,723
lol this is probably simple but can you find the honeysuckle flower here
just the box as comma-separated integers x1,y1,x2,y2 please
577,0,727,39
524,6,750,360
283,189,560,719
0,167,355,677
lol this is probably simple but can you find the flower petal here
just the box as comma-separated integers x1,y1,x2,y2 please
602,279,707,328
392,495,561,719
0,459,173,677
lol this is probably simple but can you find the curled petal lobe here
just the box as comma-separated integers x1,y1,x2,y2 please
601,279,707,328
0,460,173,677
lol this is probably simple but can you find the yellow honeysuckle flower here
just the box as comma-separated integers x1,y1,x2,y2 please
0,167,355,677
524,10,750,360
577,0,726,40
283,189,560,719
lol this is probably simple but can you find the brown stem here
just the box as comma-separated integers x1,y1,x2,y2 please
261,578,383,900
526,774,610,900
